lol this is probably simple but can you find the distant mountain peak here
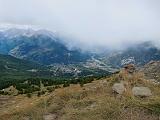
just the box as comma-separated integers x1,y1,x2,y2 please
0,23,40,31
0,24,57,40
0,25,91,65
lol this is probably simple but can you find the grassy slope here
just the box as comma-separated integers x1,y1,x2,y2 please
0,70,160,120
0,54,42,70
0,54,45,79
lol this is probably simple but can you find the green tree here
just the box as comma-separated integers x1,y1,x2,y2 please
26,93,32,98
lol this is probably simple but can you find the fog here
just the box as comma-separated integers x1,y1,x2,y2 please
0,0,160,50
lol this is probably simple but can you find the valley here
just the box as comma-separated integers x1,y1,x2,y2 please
0,0,160,119
0,27,160,120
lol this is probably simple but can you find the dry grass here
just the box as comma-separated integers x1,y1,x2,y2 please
0,71,160,120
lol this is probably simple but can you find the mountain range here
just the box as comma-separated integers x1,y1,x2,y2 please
0,26,160,77
0,28,90,65
105,41,160,68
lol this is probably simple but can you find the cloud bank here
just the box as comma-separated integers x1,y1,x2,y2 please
0,0,160,50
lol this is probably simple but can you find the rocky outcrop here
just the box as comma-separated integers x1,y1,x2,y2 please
112,83,152,97
132,87,152,97
124,64,136,74
112,83,125,94
142,61,160,82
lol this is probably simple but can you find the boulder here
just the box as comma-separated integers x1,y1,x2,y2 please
112,83,125,94
132,87,152,97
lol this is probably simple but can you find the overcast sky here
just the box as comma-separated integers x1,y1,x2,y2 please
0,0,160,50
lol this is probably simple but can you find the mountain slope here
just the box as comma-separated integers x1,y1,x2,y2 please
0,54,42,71
105,41,160,68
0,54,45,79
1,67,160,120
1,27,160,72
0,28,91,65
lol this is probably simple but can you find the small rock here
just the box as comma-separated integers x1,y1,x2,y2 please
132,87,152,97
23,116,30,120
112,83,125,94
44,113,57,120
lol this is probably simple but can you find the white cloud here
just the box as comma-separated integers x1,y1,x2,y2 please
0,0,160,50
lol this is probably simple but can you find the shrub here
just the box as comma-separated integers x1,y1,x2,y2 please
47,87,55,93
27,93,32,98
63,82,70,87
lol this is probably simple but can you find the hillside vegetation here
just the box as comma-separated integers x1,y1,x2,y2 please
0,65,160,120
0,54,42,71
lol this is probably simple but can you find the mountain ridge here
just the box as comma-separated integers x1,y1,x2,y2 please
0,27,91,65
1,27,160,71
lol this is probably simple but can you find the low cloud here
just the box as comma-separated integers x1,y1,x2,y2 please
0,0,160,50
